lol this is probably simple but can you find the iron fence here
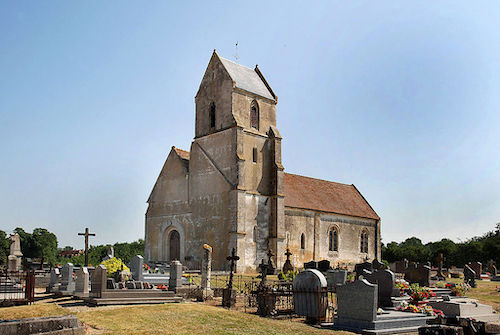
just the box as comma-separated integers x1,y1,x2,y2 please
0,270,35,306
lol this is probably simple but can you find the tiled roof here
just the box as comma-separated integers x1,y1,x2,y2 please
173,147,190,161
219,56,275,101
284,173,380,220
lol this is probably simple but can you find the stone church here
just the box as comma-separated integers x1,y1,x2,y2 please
145,51,381,272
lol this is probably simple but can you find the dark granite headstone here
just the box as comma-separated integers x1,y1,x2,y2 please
394,259,408,273
364,269,396,307
336,279,377,322
468,262,482,279
318,260,331,273
304,261,317,269
355,261,373,279
404,264,431,287
464,265,476,288
326,269,347,290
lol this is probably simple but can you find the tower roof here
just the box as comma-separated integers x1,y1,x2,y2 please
218,55,276,101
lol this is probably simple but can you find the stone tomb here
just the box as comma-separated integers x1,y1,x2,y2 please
169,260,183,292
85,264,182,306
58,263,75,296
429,298,500,323
293,269,328,323
74,267,89,298
332,279,432,334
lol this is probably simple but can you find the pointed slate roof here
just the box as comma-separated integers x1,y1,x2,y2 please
284,173,380,220
218,56,276,101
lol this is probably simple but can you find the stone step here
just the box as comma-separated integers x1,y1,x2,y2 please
86,296,183,306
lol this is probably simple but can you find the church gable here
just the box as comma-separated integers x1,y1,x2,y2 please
147,146,190,205
283,173,380,220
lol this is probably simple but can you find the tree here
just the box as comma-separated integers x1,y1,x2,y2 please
0,230,10,266
427,238,457,267
31,228,58,268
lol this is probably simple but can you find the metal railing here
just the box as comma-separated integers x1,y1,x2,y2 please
0,270,35,306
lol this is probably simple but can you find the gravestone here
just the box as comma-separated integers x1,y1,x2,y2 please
463,265,476,288
326,268,347,290
47,268,60,293
292,269,327,323
318,260,331,273
404,264,431,287
394,259,408,273
91,265,107,297
468,262,482,279
355,261,373,279
486,261,497,276
59,263,75,294
74,267,89,297
336,279,377,323
372,259,386,271
429,299,500,323
102,245,114,261
266,249,276,275
130,255,144,281
169,260,182,291
7,233,23,272
304,261,317,269
364,269,396,307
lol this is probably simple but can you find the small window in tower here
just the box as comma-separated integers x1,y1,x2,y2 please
300,233,305,249
250,100,259,130
209,102,216,129
253,226,258,243
252,147,258,163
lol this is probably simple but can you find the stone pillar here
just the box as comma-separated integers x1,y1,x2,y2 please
200,244,213,300
169,260,182,291
130,255,144,281
7,233,23,272
75,267,89,297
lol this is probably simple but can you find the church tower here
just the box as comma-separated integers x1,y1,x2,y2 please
188,51,284,271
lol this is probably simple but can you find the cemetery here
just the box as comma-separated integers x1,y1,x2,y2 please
3,234,499,334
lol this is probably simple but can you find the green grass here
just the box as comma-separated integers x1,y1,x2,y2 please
0,302,352,335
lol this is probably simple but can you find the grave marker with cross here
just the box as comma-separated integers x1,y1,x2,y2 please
223,248,239,308
78,228,96,267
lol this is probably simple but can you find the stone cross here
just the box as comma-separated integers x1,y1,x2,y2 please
282,248,294,273
201,244,212,290
78,228,95,266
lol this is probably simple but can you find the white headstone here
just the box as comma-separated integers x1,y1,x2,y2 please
75,267,89,296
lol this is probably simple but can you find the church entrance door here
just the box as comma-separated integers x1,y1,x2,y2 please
169,230,180,262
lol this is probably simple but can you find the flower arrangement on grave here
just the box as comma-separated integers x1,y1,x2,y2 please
143,263,150,271
395,279,409,296
445,282,470,296
395,301,444,317
100,257,130,278
408,284,436,304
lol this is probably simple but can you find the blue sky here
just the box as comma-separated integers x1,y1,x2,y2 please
1,1,499,249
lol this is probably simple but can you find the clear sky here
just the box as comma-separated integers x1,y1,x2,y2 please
1,1,499,249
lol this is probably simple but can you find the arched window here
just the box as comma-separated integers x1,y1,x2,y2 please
329,227,339,252
250,100,259,130
360,231,368,253
300,233,305,249
209,102,216,129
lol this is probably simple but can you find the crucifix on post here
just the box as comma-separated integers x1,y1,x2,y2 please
78,228,96,267
223,248,240,308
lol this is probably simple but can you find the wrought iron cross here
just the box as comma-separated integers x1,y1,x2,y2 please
258,259,268,283
78,228,96,267
226,248,240,293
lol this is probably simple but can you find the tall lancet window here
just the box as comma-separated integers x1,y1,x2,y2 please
209,102,216,129
250,100,259,130
329,227,339,252
360,231,369,253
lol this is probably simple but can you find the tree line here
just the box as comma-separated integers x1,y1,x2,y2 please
0,227,144,268
382,223,500,267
